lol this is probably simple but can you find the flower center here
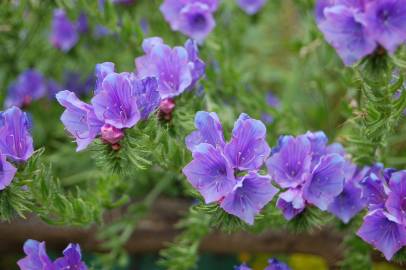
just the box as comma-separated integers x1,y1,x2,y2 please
191,14,207,31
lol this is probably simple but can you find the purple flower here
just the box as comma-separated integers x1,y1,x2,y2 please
57,69,160,150
135,37,205,98
17,240,87,270
266,135,312,189
385,171,406,224
276,188,305,220
5,69,47,108
183,143,236,203
95,62,115,94
0,154,17,190
357,209,406,260
91,73,140,129
56,91,102,151
132,76,161,119
135,40,192,98
234,264,252,270
160,0,218,42
47,79,62,100
50,9,78,52
93,25,111,38
53,244,87,270
360,173,389,210
185,111,225,151
266,91,280,108
224,113,270,171
76,12,89,34
177,2,216,43
267,132,346,217
0,107,34,162
303,154,345,210
364,0,406,53
17,240,54,270
237,0,267,15
317,4,376,66
221,172,278,225
328,179,365,223
316,0,406,65
183,112,277,224
265,258,291,270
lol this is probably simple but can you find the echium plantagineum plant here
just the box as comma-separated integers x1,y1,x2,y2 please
4,0,406,269
18,239,87,270
57,36,205,151
0,107,34,190
267,131,368,223
183,111,278,224
316,0,406,65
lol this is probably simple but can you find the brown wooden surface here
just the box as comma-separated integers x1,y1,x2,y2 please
0,198,351,268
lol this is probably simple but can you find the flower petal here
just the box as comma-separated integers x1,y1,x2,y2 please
183,143,236,203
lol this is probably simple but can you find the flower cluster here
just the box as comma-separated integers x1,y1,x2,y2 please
0,107,34,190
57,63,159,151
5,69,47,108
357,168,406,260
235,258,291,270
316,0,406,65
267,131,366,222
183,111,278,225
17,239,87,270
160,0,219,42
237,0,267,15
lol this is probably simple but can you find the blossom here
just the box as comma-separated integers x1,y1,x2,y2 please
363,0,406,53
265,258,291,270
183,111,277,225
56,90,102,151
356,170,406,260
276,188,306,220
57,67,160,151
185,111,225,151
237,0,267,15
315,0,406,65
17,239,87,270
17,240,54,270
160,0,218,42
327,178,365,223
385,171,406,224
358,209,406,260
267,132,346,219
0,154,17,190
0,106,34,162
53,244,87,270
76,12,89,34
50,9,78,52
234,264,252,270
5,69,47,108
91,73,141,129
135,37,205,99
